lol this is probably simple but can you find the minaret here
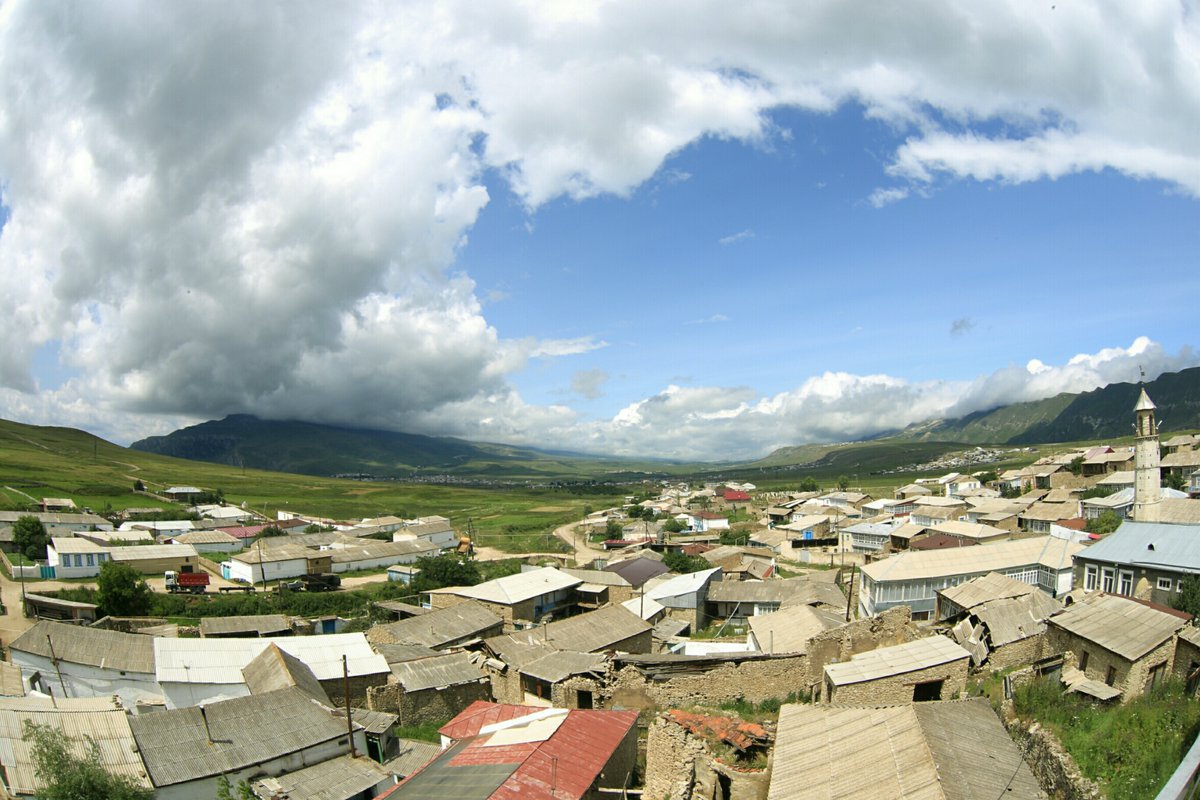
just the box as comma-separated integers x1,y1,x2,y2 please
1133,387,1162,522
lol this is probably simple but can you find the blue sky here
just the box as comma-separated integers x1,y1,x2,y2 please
0,2,1197,460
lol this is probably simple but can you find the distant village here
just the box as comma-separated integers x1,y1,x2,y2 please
1,388,1200,799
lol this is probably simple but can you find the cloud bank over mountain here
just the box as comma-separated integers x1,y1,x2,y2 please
0,2,1196,459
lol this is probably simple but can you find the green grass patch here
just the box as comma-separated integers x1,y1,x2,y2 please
393,717,451,743
1013,677,1200,800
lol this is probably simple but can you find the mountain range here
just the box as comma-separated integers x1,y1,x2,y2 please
131,367,1200,478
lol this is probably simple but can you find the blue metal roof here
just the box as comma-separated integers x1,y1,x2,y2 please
1077,521,1200,572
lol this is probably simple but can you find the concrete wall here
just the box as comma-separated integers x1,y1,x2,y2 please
367,679,492,726
824,656,969,704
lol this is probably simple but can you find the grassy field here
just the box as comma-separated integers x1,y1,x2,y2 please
0,419,618,553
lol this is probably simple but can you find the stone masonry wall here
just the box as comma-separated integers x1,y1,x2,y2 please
1002,701,1100,800
987,631,1047,673
320,673,389,707
1048,626,1177,701
367,679,492,726
644,715,770,800
825,657,969,704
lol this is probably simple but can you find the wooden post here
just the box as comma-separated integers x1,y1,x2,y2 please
344,654,356,758
46,635,68,698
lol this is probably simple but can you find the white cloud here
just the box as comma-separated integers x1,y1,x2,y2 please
718,230,754,246
571,369,609,400
0,2,1196,453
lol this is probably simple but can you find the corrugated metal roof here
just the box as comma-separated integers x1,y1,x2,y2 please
768,699,1041,800
10,620,156,674
398,703,637,800
519,651,607,684
449,567,581,605
368,602,503,649
602,557,669,587
200,614,292,637
155,633,388,684
392,652,486,691
241,643,330,704
254,753,389,800
49,536,104,553
644,568,721,602
938,571,1038,610
709,577,814,604
329,538,438,563
501,604,651,653
109,543,199,561
130,687,351,787
385,739,444,778
973,593,1061,647
1078,520,1200,570
0,696,150,796
374,643,442,664
334,707,398,735
862,536,1084,583
1047,593,1188,661
748,605,842,655
824,636,969,687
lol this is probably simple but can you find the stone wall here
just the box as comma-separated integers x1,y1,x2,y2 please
644,714,770,800
1173,635,1200,690
604,606,918,712
321,672,390,708
824,657,969,704
988,631,1047,673
367,679,492,726
1002,702,1102,800
1048,626,1176,701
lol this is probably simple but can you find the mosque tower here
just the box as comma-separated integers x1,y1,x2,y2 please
1133,387,1162,522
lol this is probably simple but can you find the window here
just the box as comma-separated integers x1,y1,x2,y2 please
1085,565,1098,591
1118,570,1134,596
1105,666,1117,686
1080,651,1090,672
1158,577,1174,592
85,554,94,567
1101,568,1115,593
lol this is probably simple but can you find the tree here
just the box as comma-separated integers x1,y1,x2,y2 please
410,553,481,594
133,479,145,492
257,525,285,538
837,475,850,491
1068,455,1085,476
1174,576,1200,619
662,551,711,574
1164,471,1187,492
662,517,685,534
604,519,624,538
22,720,153,800
13,515,48,562
1084,510,1123,536
96,561,152,617
799,476,820,493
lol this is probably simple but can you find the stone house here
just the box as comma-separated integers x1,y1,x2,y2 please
366,601,504,650
642,567,722,631
645,710,772,800
369,651,490,725
425,566,582,630
822,635,970,704
1045,592,1191,702
1073,520,1200,607
936,572,1062,671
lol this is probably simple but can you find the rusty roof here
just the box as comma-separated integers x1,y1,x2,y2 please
665,709,770,752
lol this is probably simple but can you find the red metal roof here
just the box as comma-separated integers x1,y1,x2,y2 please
666,709,770,752
422,702,638,800
723,490,751,501
216,523,271,539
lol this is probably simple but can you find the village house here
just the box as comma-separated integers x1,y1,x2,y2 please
0,696,152,798
747,604,844,655
822,635,970,704
936,571,1062,670
374,651,491,725
394,517,461,550
45,536,111,577
223,541,331,584
1045,592,1191,702
252,754,394,800
199,614,294,638
0,510,114,534
130,686,366,800
642,567,722,631
425,566,582,630
367,602,505,650
842,520,899,553
1074,521,1200,605
707,577,844,622
768,699,1043,800
328,537,440,573
859,535,1084,620
8,621,161,708
167,529,243,552
153,633,389,709
383,702,638,800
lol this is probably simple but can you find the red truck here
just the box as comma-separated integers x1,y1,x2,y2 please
165,570,209,594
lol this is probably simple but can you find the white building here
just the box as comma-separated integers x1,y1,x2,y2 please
9,621,162,708
46,537,110,578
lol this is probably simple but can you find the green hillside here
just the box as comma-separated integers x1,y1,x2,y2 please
131,414,677,480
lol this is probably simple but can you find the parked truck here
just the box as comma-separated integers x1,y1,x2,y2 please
165,570,210,594
299,573,341,592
